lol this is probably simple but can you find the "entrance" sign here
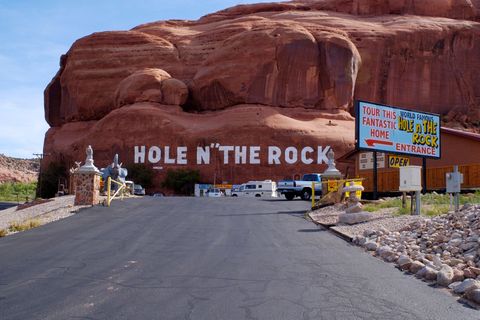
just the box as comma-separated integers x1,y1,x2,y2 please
356,101,441,159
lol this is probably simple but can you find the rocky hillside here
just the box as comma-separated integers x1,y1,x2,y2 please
0,154,39,183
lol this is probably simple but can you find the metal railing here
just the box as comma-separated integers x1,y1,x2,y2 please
311,178,365,209
106,176,126,207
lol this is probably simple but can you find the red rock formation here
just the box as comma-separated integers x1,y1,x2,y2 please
0,155,39,183
44,103,355,186
43,0,480,188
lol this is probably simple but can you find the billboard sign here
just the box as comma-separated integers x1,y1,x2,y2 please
356,101,441,159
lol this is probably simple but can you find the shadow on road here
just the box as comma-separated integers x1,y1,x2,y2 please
261,199,308,202
0,202,17,211
297,228,326,233
216,210,306,218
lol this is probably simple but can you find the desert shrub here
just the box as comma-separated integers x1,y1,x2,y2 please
162,169,201,195
9,219,41,232
0,229,7,237
126,163,154,188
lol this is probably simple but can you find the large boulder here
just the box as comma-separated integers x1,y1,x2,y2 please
437,265,454,287
114,68,188,107
44,0,480,126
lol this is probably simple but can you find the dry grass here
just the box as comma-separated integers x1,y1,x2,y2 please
8,219,42,232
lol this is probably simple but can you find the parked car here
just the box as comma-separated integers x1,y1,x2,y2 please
133,184,146,196
152,192,165,197
277,173,323,200
206,188,222,197
231,180,277,198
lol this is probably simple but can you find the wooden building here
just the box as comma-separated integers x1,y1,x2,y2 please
338,127,480,193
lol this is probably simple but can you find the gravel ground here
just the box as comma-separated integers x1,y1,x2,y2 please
0,196,91,232
332,215,426,239
309,203,425,239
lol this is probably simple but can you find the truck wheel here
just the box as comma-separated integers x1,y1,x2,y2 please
300,188,312,201
255,194,261,198
285,193,295,201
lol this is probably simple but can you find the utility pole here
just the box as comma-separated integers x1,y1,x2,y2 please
33,153,50,198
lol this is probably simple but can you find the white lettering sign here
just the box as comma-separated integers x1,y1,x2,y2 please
197,146,210,164
133,145,333,165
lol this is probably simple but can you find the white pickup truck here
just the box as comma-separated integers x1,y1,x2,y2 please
276,173,323,200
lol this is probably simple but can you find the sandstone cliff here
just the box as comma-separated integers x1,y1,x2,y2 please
0,155,39,183
43,0,480,185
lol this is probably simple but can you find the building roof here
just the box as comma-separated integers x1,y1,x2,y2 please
440,127,480,142
337,126,480,162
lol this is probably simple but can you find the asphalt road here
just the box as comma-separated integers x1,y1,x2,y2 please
0,197,477,320
0,202,17,211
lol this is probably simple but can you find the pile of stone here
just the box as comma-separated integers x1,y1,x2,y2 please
337,183,372,225
353,204,480,306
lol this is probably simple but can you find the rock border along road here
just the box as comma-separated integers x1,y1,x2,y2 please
0,197,477,319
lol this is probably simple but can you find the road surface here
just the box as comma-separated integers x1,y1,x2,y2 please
0,202,17,211
0,197,477,319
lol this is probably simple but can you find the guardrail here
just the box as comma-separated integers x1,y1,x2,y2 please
311,178,364,209
106,176,126,207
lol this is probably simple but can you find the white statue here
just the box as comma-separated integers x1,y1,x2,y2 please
78,145,99,173
85,145,94,166
322,148,342,178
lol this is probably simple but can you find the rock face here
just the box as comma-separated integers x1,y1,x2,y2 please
43,0,480,186
0,155,39,183
114,68,188,108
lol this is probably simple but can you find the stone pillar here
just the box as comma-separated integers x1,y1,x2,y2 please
74,145,101,206
74,172,101,205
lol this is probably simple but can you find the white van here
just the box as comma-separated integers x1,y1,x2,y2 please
231,180,277,198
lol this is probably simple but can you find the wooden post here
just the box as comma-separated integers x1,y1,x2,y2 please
107,176,111,207
422,157,427,194
311,182,315,209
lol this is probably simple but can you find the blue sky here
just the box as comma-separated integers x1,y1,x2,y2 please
0,0,279,159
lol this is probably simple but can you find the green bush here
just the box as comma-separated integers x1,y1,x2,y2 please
162,169,201,195
126,163,154,188
362,198,403,212
423,205,450,217
0,182,37,202
396,207,411,216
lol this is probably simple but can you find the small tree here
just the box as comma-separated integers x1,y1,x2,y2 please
162,169,201,195
126,163,154,188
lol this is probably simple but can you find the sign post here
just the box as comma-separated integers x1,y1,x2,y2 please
422,157,427,194
373,151,378,200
